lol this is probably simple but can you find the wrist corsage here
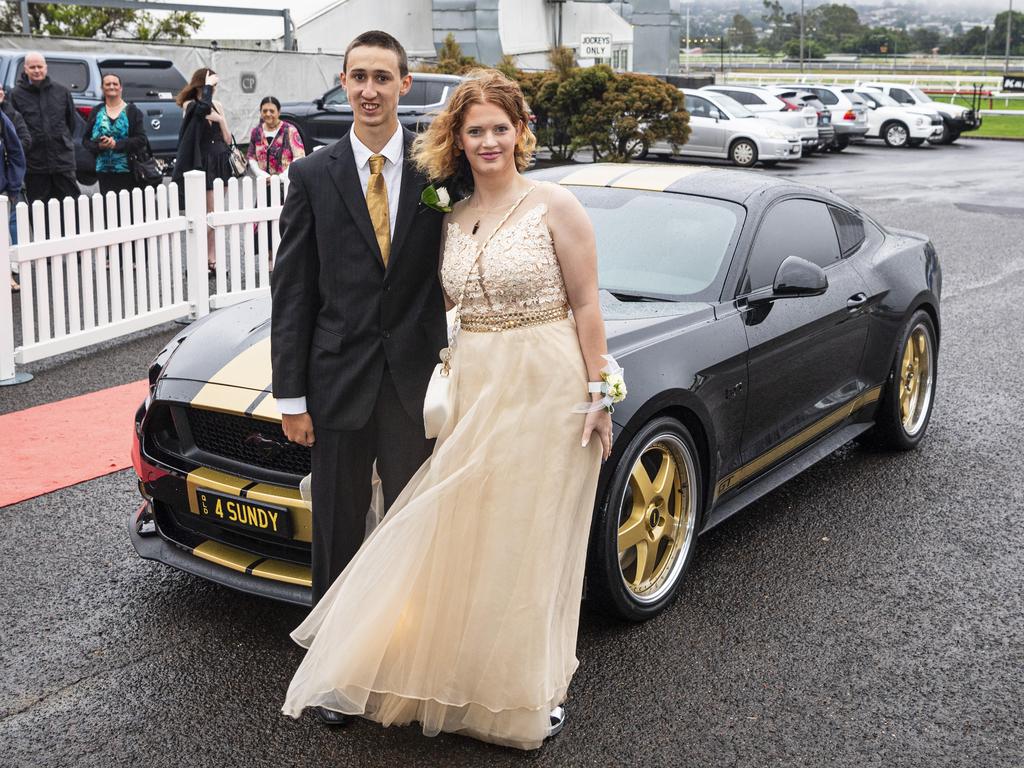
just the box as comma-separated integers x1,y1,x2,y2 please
420,183,452,213
573,355,627,414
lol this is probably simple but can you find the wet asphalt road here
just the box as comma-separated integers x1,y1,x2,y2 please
2,139,1022,768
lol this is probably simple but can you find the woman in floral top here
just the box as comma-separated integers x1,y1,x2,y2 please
246,96,305,178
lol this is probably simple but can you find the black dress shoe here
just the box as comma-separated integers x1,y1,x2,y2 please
314,706,351,726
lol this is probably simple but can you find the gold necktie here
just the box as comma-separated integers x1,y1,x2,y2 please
367,154,390,267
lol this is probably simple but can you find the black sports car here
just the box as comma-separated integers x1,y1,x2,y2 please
131,164,940,621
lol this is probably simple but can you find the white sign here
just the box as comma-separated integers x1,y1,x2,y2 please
580,33,612,59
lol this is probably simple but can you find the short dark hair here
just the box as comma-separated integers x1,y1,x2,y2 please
343,30,408,77
260,96,281,110
100,72,122,86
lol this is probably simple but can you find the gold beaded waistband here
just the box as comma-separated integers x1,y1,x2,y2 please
461,305,570,332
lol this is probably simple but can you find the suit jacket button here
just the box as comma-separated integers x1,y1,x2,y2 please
382,329,390,339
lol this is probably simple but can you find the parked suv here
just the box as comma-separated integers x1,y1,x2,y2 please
700,84,819,154
787,84,869,150
857,81,981,144
767,87,835,153
853,88,943,147
280,73,463,149
0,51,187,185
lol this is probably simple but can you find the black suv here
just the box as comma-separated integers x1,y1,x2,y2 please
0,51,187,184
280,73,463,149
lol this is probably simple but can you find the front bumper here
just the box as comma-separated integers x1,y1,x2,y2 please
832,121,869,138
760,136,802,159
130,501,312,606
951,111,983,132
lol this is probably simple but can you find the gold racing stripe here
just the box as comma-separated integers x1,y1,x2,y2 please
610,165,709,192
191,337,272,416
187,467,251,515
250,559,312,587
192,541,312,587
714,385,883,500
249,392,284,423
557,165,634,188
246,483,312,543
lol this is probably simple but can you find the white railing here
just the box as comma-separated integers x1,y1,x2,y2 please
207,174,288,310
1,170,288,384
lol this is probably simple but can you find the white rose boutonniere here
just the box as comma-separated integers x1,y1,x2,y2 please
421,184,453,213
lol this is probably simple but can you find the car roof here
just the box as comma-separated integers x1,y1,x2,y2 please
527,163,802,203
703,84,775,93
0,49,173,64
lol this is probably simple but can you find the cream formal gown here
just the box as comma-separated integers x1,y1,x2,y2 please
282,181,602,750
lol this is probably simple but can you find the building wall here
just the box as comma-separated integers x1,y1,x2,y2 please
499,1,633,71
294,0,435,57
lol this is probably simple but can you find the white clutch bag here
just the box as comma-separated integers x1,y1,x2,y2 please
423,348,452,439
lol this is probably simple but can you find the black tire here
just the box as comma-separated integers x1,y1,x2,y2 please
929,118,953,145
908,138,925,147
832,136,849,152
587,416,703,621
882,121,910,148
729,138,758,168
862,309,938,451
761,160,780,168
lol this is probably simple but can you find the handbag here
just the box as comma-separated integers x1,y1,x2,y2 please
130,135,163,187
227,135,247,178
423,186,534,438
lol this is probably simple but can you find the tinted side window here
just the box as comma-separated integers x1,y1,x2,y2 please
817,89,839,105
891,88,913,104
324,86,349,106
423,82,448,105
99,62,186,101
830,206,866,257
744,199,842,291
684,95,714,117
730,91,763,106
398,81,426,106
33,60,90,92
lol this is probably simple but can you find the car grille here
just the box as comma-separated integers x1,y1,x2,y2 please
186,407,311,476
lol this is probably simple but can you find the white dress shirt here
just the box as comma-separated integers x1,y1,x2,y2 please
277,125,405,417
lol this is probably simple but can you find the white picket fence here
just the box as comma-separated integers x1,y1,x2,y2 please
0,170,288,384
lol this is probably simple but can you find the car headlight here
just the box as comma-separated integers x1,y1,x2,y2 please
915,117,925,126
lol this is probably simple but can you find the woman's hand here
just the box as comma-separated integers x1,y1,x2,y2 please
204,72,219,88
98,136,116,150
582,408,613,460
205,109,223,124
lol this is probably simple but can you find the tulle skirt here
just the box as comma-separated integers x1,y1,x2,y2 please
281,317,602,750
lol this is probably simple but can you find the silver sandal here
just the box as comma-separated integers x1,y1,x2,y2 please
548,706,566,738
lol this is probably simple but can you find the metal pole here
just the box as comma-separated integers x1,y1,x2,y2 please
1006,0,1014,74
720,35,724,73
283,8,293,52
800,0,805,74
19,0,29,33
685,3,690,75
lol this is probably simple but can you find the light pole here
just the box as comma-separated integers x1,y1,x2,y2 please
1006,0,1015,74
799,0,805,74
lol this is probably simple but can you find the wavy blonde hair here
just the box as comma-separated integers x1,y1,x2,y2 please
411,69,536,183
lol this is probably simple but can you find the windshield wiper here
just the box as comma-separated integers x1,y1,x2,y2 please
608,290,675,303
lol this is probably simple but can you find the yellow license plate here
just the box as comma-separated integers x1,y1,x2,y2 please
193,489,293,538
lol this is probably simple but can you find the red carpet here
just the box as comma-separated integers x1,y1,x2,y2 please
0,380,148,507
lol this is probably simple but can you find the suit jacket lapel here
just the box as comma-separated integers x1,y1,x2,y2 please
388,130,426,271
327,137,384,268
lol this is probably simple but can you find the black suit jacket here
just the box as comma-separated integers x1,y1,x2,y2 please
270,129,448,431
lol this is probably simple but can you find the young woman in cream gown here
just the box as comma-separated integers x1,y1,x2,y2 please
281,70,616,751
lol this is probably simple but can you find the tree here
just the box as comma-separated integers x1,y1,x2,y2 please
417,33,479,75
783,38,827,60
761,0,797,53
0,2,201,40
570,70,690,162
812,3,862,49
730,13,758,51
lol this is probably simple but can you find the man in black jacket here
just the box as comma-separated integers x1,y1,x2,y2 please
12,52,79,205
270,30,447,652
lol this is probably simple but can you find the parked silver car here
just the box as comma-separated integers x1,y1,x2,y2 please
650,89,801,168
787,84,870,150
700,84,818,154
766,87,836,153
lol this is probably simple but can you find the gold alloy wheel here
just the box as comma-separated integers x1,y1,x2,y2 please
899,323,934,436
617,434,697,604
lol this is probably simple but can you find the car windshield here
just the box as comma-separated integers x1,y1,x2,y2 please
909,87,933,103
570,187,744,302
711,93,756,119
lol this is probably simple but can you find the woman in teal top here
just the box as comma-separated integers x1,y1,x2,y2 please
82,73,147,196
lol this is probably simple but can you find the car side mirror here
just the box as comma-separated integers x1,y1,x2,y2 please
772,255,828,298
747,256,829,306
314,97,324,110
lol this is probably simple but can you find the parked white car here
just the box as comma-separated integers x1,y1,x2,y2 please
700,84,818,154
858,81,982,144
854,88,943,147
786,84,870,150
650,89,801,167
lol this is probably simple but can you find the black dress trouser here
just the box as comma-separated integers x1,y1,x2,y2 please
309,366,434,603
24,172,80,205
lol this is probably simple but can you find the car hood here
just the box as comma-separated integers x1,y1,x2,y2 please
931,102,968,118
161,294,715,393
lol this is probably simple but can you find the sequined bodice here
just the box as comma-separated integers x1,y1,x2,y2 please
441,203,569,323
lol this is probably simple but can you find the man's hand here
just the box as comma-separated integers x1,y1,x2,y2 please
282,412,315,447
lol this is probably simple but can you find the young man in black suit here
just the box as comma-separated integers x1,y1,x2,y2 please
270,31,448,725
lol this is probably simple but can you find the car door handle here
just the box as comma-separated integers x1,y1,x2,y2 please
847,293,868,308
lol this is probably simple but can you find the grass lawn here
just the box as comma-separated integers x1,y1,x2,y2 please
970,115,1024,139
